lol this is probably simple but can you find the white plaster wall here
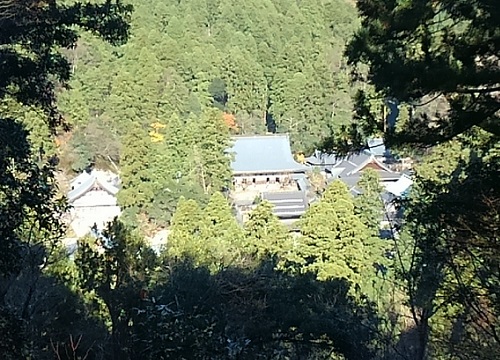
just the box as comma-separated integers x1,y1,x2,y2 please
70,204,121,238
70,190,121,237
234,174,290,185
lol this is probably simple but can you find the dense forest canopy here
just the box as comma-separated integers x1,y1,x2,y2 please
44,0,364,228
54,0,360,168
0,0,499,359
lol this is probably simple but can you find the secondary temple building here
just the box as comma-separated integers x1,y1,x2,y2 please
67,170,121,237
305,141,413,224
305,139,402,195
229,134,310,222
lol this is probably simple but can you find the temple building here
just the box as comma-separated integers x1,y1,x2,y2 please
67,170,121,237
328,151,401,195
305,138,402,195
229,134,310,222
305,145,414,226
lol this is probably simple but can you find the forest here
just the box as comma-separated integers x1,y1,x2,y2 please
28,0,363,227
0,0,499,359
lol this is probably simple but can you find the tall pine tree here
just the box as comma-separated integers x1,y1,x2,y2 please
244,200,291,263
284,181,371,287
117,122,154,219
166,197,204,261
193,108,233,194
199,192,244,270
354,169,384,236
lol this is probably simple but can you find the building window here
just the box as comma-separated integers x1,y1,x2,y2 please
266,177,270,183
276,177,280,183
252,178,256,184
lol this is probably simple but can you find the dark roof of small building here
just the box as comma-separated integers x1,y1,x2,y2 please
306,138,388,166
334,152,371,174
326,176,362,196
230,135,309,175
332,152,394,177
262,191,307,218
377,171,402,181
324,153,402,196
335,175,360,189
305,151,339,166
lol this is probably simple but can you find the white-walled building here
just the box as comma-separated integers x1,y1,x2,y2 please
67,170,121,237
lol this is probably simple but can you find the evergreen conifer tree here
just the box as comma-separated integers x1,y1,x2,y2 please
354,169,384,236
194,108,233,194
166,197,203,261
117,122,154,216
286,181,371,286
244,200,291,262
199,192,244,269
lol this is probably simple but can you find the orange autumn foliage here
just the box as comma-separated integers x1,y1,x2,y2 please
54,131,72,148
222,112,238,131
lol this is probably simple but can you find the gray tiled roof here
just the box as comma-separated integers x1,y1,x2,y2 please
230,135,309,175
338,175,361,189
296,178,309,191
332,152,396,177
68,171,119,203
386,174,413,196
291,174,309,191
366,138,387,157
262,191,307,218
377,171,401,181
327,176,362,196
70,171,91,188
332,152,372,175
305,150,339,166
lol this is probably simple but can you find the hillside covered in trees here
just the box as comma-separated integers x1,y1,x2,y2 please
39,0,362,227
0,0,499,359
55,0,359,162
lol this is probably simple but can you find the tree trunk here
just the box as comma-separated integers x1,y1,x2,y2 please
416,311,430,360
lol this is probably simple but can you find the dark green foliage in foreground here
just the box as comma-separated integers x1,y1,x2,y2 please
131,260,380,360
64,219,382,360
330,0,499,153
6,0,500,359
0,0,132,358
0,306,27,359
76,219,158,359
328,1,500,359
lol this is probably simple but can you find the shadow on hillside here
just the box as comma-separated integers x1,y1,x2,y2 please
131,259,381,360
391,140,500,360
0,255,108,360
1,256,386,360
